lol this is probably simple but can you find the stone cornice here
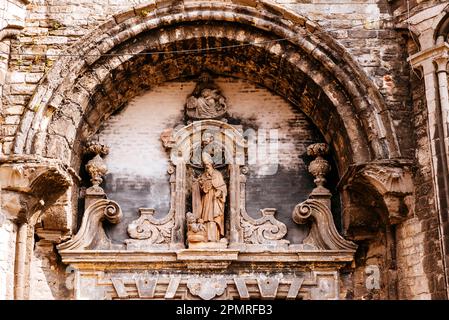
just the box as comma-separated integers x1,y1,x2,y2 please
408,42,449,68
0,155,81,183
58,249,356,269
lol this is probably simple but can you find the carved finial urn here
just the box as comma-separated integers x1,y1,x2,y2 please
84,140,109,194
307,143,331,202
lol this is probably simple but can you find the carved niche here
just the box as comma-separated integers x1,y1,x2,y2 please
125,119,289,250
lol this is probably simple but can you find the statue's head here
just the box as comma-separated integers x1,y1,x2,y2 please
201,88,214,98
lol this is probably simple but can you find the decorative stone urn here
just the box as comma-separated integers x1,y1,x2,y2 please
307,143,331,195
84,140,110,207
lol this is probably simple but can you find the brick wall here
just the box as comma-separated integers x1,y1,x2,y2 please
395,69,447,299
0,219,16,300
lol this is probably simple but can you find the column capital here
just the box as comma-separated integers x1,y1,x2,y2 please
408,42,449,70
434,51,449,73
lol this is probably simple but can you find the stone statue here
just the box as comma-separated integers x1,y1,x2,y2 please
185,72,227,119
191,152,227,243
186,212,207,244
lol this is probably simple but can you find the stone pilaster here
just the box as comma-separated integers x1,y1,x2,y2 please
409,41,449,299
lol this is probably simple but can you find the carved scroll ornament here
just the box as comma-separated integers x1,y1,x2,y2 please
126,164,176,246
241,208,288,245
127,208,174,244
293,200,357,251
292,142,357,251
57,199,122,251
239,169,289,245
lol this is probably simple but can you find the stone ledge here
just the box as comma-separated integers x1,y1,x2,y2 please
58,248,355,267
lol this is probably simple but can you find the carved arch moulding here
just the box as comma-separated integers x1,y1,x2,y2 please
11,0,404,176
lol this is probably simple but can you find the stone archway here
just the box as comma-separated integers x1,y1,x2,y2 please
5,0,416,300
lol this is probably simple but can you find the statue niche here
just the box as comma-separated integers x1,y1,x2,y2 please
187,149,228,248
124,73,290,250
56,73,359,300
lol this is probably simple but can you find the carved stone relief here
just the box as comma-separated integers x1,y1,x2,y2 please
186,278,227,300
125,163,176,250
56,74,360,300
291,143,357,251
68,271,340,300
185,72,228,120
339,160,414,234
57,142,356,300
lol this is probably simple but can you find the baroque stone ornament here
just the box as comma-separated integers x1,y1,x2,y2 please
57,130,357,301
57,199,122,251
239,170,289,246
185,72,227,120
307,143,331,195
292,200,357,250
127,208,174,244
84,140,109,193
292,143,357,251
186,278,227,300
241,208,288,245
126,164,177,249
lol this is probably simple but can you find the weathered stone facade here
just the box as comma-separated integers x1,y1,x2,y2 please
1,0,449,300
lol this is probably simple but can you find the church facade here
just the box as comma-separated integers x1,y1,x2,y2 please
1,0,449,300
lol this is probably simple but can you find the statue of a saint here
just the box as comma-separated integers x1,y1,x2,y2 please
191,152,227,242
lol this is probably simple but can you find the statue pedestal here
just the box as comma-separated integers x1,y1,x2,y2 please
188,241,228,249
177,248,239,269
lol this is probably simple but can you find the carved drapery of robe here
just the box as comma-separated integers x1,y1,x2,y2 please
192,168,227,242
186,89,226,119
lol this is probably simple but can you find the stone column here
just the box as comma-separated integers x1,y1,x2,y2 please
434,54,449,163
409,42,449,298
